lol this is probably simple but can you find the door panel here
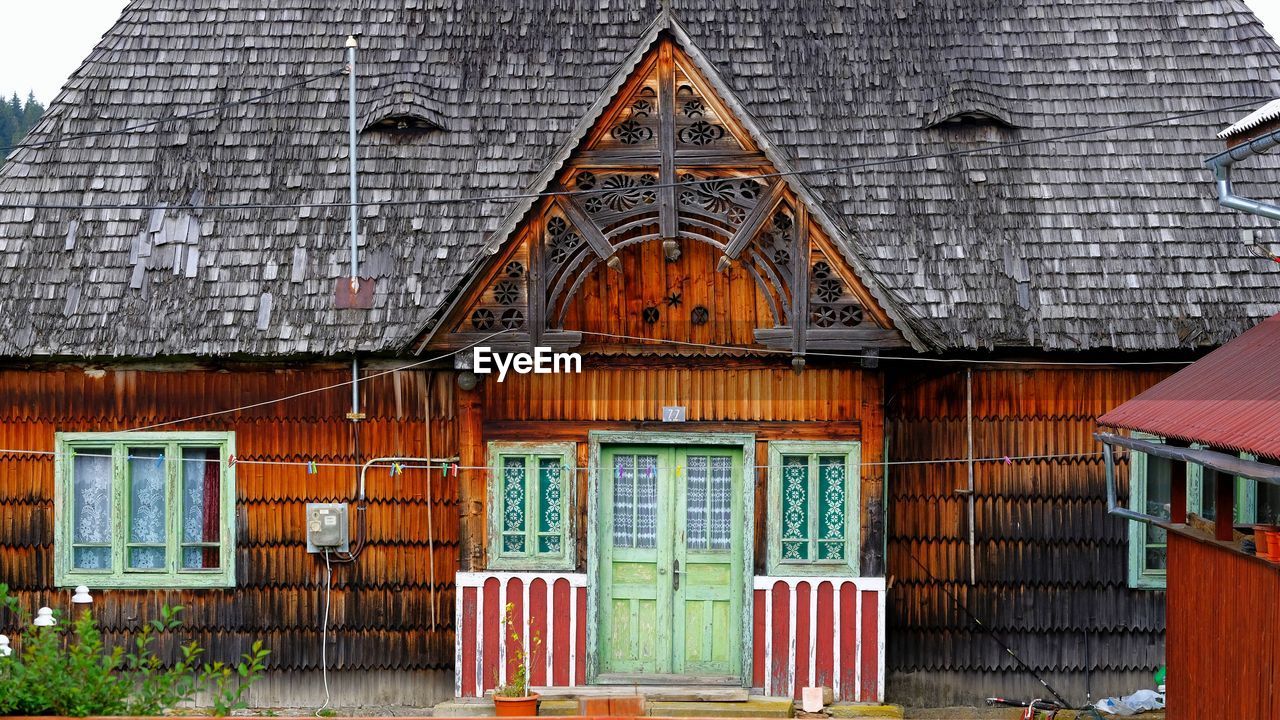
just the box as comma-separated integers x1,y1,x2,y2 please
673,449,742,675
599,444,745,680
600,449,671,674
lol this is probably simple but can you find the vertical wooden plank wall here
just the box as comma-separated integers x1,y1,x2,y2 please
470,361,885,573
886,367,1174,705
1166,534,1280,719
0,365,458,678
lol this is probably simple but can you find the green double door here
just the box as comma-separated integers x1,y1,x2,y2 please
598,445,745,679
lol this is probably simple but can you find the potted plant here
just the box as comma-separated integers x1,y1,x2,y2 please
493,603,541,717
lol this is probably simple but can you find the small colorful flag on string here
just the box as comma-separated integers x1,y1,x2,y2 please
307,461,318,475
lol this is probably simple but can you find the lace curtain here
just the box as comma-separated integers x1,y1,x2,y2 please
181,447,221,569
72,451,112,570
817,455,847,560
781,455,810,560
537,458,563,554
502,457,527,554
128,448,167,569
685,455,733,552
613,454,658,549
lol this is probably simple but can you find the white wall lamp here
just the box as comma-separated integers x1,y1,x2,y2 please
0,634,11,657
71,586,93,605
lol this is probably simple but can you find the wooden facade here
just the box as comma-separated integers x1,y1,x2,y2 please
448,362,889,699
887,367,1174,705
4,1,1280,712
1165,533,1280,718
0,365,460,707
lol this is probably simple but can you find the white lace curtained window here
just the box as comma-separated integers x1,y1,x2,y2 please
486,442,576,571
685,455,733,552
767,441,861,576
613,453,659,550
71,450,113,570
56,433,235,588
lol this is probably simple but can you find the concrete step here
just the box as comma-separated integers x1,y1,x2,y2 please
534,685,750,702
648,697,795,717
829,703,906,718
431,695,795,717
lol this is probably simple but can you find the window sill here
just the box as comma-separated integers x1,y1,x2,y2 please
1166,522,1280,573
485,558,576,573
56,574,236,590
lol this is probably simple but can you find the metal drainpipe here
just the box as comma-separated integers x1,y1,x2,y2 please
351,356,360,418
1206,128,1280,221
346,35,360,292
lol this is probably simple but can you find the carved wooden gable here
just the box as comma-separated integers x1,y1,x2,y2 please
431,37,904,355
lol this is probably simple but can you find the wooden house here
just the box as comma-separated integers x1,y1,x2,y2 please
0,0,1279,710
1098,314,1280,719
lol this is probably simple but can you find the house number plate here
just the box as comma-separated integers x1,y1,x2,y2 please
662,406,687,422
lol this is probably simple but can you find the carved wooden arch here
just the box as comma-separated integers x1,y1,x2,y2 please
430,36,905,354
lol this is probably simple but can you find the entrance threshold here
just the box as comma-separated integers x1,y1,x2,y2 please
595,673,741,686
533,684,750,703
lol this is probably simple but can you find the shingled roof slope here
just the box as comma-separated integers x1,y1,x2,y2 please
1,0,1279,358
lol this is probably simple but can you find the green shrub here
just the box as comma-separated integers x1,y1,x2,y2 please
0,584,270,717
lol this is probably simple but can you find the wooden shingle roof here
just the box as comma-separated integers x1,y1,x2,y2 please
2,0,1279,358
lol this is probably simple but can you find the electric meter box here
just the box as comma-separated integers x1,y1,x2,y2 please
305,503,350,554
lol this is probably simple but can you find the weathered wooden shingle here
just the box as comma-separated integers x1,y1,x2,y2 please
1,0,1279,358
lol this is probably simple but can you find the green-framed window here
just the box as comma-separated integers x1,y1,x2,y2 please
54,432,236,589
766,441,860,576
486,442,575,571
1229,454,1280,526
1128,436,1253,589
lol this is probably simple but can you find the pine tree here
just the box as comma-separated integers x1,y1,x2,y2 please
22,92,43,130
0,102,14,154
0,90,46,162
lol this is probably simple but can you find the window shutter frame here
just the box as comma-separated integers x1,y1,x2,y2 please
53,431,236,589
485,441,577,571
766,440,860,577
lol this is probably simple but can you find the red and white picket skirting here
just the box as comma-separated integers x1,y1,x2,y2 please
454,571,886,703
454,571,588,698
751,576,886,703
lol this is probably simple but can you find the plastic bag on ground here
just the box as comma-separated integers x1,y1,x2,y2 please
1095,688,1166,715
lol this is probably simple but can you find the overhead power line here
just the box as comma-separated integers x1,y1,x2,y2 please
120,327,517,433
577,331,1196,366
0,445,1107,473
0,98,1266,213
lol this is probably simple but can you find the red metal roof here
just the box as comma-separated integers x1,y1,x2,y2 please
1098,313,1280,460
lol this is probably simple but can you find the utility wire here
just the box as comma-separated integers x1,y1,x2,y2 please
119,327,515,433
3,70,348,154
578,331,1195,366
0,98,1266,213
0,447,1108,472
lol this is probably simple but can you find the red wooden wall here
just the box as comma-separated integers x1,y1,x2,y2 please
1166,533,1280,718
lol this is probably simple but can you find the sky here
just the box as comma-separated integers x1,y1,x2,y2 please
2,0,1280,105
